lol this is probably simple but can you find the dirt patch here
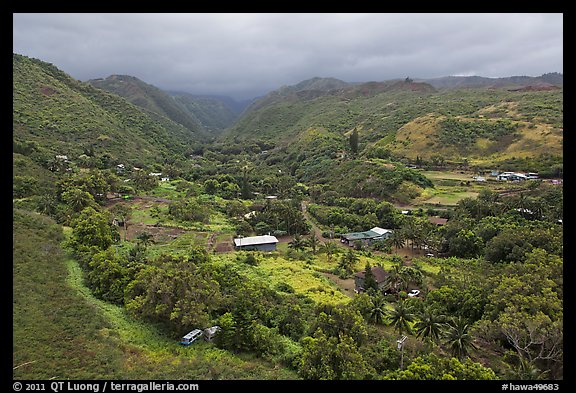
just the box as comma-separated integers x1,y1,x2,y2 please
215,242,234,253
40,86,58,96
322,272,356,298
122,222,188,243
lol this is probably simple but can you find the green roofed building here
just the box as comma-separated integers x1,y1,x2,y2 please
340,227,393,247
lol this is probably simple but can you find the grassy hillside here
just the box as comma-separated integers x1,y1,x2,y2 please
13,54,201,168
222,79,562,172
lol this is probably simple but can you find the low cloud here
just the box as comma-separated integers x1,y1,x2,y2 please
13,13,563,99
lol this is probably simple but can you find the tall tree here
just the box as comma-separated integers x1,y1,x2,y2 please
320,241,339,263
414,308,446,344
240,164,252,199
443,316,478,360
362,261,378,292
368,294,388,325
338,250,359,277
306,234,320,254
387,300,415,336
349,128,359,155
288,234,306,251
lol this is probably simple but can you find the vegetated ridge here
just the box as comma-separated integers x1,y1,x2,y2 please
13,54,204,168
88,75,246,135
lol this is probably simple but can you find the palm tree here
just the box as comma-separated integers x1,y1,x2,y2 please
387,300,415,336
389,229,406,250
320,241,339,263
61,188,94,212
443,316,478,360
368,294,388,325
384,262,406,293
306,234,320,254
338,250,359,277
136,231,154,248
414,308,446,344
288,234,306,251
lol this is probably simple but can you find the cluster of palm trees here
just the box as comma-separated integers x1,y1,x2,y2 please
366,295,477,361
386,216,442,254
289,234,342,262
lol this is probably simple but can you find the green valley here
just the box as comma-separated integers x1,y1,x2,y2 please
13,53,563,381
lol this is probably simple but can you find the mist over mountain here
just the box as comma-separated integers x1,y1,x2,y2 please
418,72,563,90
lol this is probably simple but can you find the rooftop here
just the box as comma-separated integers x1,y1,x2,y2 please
342,227,392,240
354,266,388,283
234,235,279,247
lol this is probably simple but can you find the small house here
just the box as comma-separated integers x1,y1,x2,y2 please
233,235,279,251
428,216,448,226
497,172,527,181
340,227,393,247
354,266,389,293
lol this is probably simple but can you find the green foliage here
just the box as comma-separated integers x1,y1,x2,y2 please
337,250,359,277
362,261,378,292
67,207,117,260
387,300,416,336
438,117,520,151
298,328,370,380
312,303,368,346
168,199,211,224
414,308,446,343
13,54,200,169
86,248,137,304
125,254,222,335
249,199,309,235
448,229,484,258
385,353,497,380
442,317,478,360
349,128,359,154
13,53,563,380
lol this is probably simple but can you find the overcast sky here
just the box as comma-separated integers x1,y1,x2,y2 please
13,13,563,100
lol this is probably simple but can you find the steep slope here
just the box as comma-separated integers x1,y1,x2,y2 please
88,75,247,135
13,54,201,167
87,74,213,138
169,92,243,132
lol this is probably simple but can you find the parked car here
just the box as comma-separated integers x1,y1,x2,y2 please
408,289,420,297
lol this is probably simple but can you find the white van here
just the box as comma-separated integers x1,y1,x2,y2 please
180,329,203,345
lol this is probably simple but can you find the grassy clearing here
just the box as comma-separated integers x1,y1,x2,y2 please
420,170,476,181
214,253,350,305
418,189,480,206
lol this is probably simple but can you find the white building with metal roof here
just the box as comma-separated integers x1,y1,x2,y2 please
233,235,279,251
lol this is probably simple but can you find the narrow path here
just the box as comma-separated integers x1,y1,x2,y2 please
301,200,326,242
